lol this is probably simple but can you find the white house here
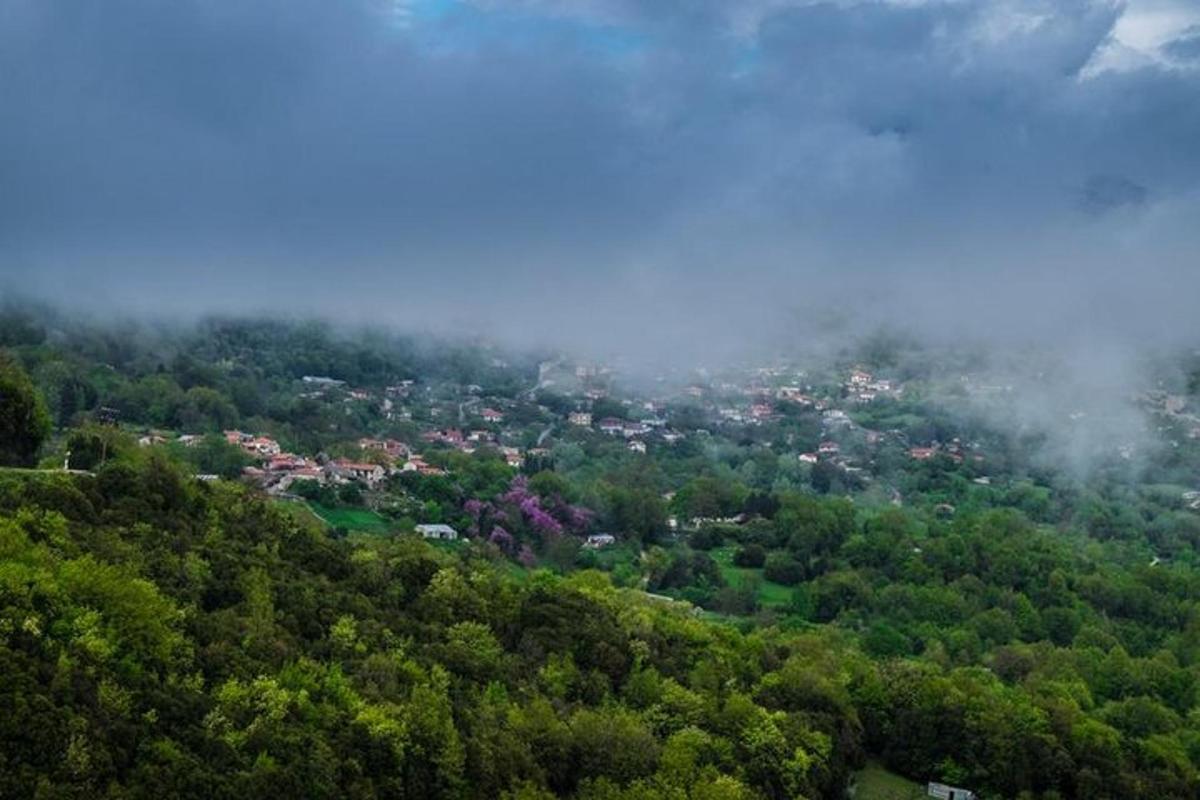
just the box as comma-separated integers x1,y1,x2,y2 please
927,783,975,800
416,523,458,541
584,533,616,549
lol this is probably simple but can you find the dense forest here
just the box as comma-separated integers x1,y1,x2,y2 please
1,306,1199,799
4,458,1198,800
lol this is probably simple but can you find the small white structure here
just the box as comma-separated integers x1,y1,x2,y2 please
928,783,975,800
302,376,345,387
584,533,616,549
416,524,458,541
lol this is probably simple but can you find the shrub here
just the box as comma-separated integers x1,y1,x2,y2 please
733,544,766,568
763,554,805,586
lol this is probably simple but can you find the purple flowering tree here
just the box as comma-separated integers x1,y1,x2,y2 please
460,474,594,559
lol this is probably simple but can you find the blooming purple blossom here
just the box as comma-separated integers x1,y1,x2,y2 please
501,475,532,506
488,525,515,553
519,496,563,537
564,504,593,532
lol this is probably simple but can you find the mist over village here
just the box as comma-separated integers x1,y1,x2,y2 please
2,1,1200,799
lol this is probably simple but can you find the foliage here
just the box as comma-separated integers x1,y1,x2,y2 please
0,350,51,466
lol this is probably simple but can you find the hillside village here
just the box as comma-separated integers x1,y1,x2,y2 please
113,342,1200,553
135,361,931,509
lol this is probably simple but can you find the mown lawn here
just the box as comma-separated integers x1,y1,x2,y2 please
850,762,925,800
308,503,394,535
709,545,793,607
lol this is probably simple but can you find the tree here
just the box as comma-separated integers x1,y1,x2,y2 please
0,351,51,466
763,554,805,586
174,433,250,478
733,544,766,568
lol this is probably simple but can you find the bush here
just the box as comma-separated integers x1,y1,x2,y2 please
710,581,759,615
733,544,766,568
862,622,912,658
689,527,723,550
763,554,805,586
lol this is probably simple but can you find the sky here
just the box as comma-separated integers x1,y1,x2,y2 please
2,0,1199,358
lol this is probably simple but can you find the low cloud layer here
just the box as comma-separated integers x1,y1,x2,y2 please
2,0,1199,358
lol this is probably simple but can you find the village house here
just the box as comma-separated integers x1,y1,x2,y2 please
422,428,464,446
480,407,504,423
718,407,745,423
500,446,524,468
910,447,938,460
568,411,593,427
598,417,626,435
818,441,840,455
822,409,852,428
628,440,646,454
137,433,169,447
225,430,282,457
247,436,282,457
402,456,446,476
359,437,410,460
267,453,308,472
584,533,616,549
272,466,324,494
622,421,649,438
799,452,819,464
328,459,386,488
750,403,775,420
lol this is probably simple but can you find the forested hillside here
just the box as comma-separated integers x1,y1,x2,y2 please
1,456,1197,799
1,309,1199,799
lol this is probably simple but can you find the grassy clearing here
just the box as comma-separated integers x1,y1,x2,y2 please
709,545,793,607
308,503,394,535
850,762,925,800
276,500,328,530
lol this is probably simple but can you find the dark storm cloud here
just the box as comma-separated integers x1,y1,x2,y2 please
1,0,1199,354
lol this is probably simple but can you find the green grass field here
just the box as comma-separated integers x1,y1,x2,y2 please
308,503,395,535
850,762,925,800
709,545,793,607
